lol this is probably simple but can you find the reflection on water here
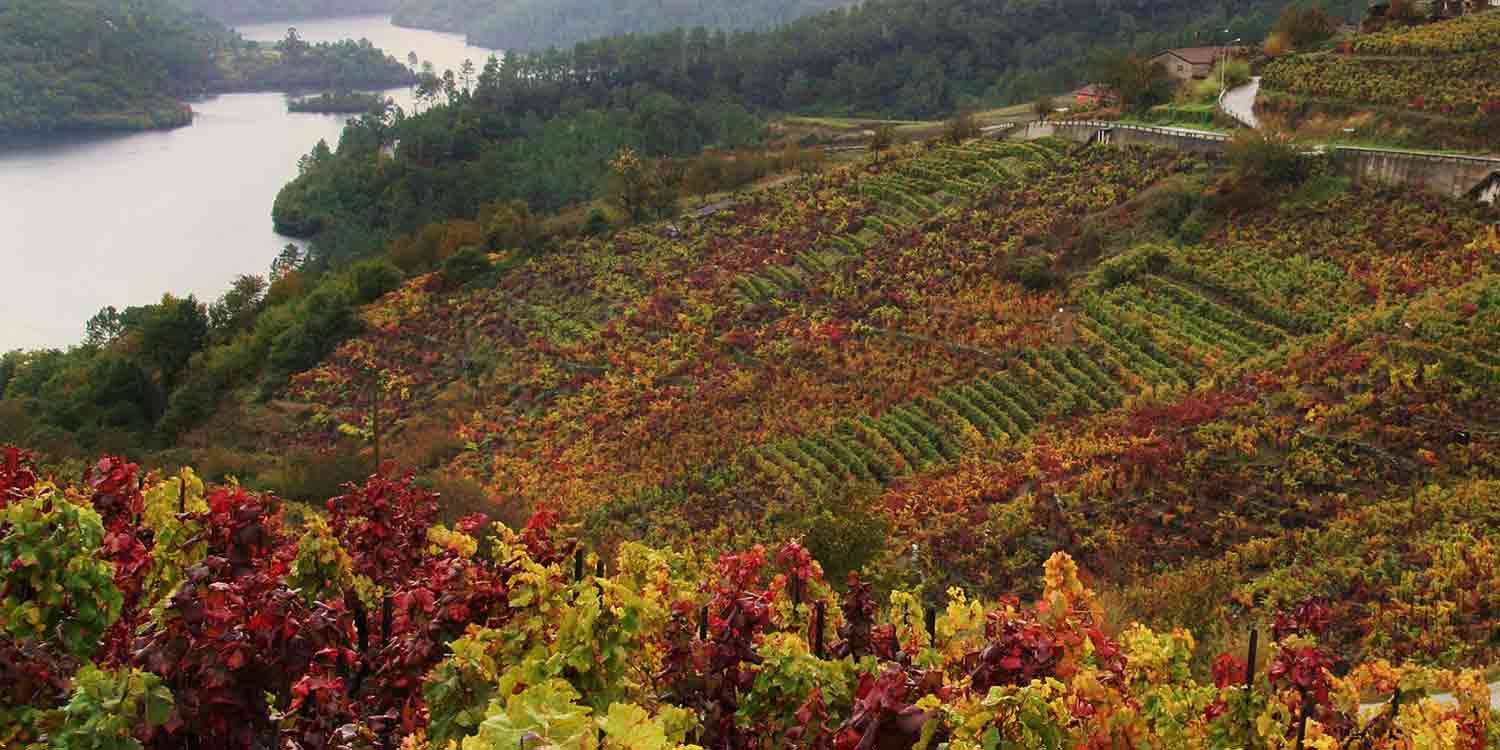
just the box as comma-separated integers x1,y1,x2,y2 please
0,17,500,351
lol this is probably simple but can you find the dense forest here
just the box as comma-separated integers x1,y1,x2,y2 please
272,0,1362,257
390,0,853,52
172,0,396,23
0,0,413,137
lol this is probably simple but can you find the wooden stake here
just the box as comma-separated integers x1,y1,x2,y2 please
1294,689,1312,750
574,548,585,583
1246,627,1258,746
370,375,382,473
699,605,709,641
381,594,393,643
814,601,826,658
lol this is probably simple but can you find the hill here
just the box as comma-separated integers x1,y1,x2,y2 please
1258,11,1500,151
5,0,1500,743
0,0,414,138
261,135,1500,667
3,134,1499,748
172,0,397,23
390,0,852,52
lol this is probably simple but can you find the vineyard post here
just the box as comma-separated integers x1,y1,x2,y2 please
925,607,937,644
1245,627,1258,745
790,573,802,616
178,477,186,514
574,548,585,583
814,601,826,658
370,373,382,472
354,599,369,655
1294,688,1312,750
381,594,393,644
595,556,605,579
699,605,709,640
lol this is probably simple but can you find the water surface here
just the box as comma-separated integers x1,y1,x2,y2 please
0,16,498,351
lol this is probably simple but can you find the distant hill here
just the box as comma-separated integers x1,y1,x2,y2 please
171,0,397,24
390,0,854,51
0,0,414,138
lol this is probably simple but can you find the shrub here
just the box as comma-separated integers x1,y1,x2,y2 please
945,111,980,144
258,442,369,503
440,246,494,289
347,259,404,304
1225,129,1310,188
1008,254,1060,291
575,208,610,237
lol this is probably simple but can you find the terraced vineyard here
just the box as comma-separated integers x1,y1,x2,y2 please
7,126,1500,750
268,132,1500,677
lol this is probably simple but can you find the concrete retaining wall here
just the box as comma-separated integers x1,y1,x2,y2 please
1020,121,1229,155
1328,147,1500,200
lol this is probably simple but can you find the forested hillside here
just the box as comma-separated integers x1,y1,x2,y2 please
4,135,1499,748
391,0,851,53
268,0,1358,266
392,0,1362,94
173,0,396,23
0,0,413,137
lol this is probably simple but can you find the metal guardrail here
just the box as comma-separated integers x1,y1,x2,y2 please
1047,120,1231,142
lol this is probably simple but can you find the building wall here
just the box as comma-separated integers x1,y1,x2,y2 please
1152,54,1198,81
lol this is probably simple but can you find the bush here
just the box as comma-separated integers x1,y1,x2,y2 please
582,209,610,237
347,259,404,304
1008,255,1060,291
1178,208,1208,243
945,111,980,144
440,246,494,289
1225,129,1310,188
259,442,370,503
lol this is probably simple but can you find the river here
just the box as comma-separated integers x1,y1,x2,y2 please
0,16,498,351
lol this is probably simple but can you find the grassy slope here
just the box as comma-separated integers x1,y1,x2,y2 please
230,135,1500,671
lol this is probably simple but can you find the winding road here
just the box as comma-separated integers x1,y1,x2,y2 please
1219,76,1261,129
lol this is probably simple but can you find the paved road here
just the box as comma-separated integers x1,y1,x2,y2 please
1220,77,1261,129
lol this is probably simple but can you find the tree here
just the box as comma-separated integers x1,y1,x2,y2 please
607,147,670,221
1034,95,1055,120
459,59,475,92
480,199,542,249
682,158,720,205
1272,5,1335,49
208,275,266,337
270,244,302,282
869,125,896,162
85,307,126,348
945,110,980,144
139,294,209,396
1226,129,1310,188
1101,54,1174,113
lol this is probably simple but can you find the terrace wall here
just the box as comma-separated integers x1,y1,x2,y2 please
1328,147,1500,200
1016,121,1500,200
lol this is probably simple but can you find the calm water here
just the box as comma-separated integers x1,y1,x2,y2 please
0,16,498,351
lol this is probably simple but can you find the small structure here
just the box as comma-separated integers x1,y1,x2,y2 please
1467,171,1500,205
1150,46,1248,81
1071,84,1117,107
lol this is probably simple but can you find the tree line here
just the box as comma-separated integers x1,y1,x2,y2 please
0,0,413,138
